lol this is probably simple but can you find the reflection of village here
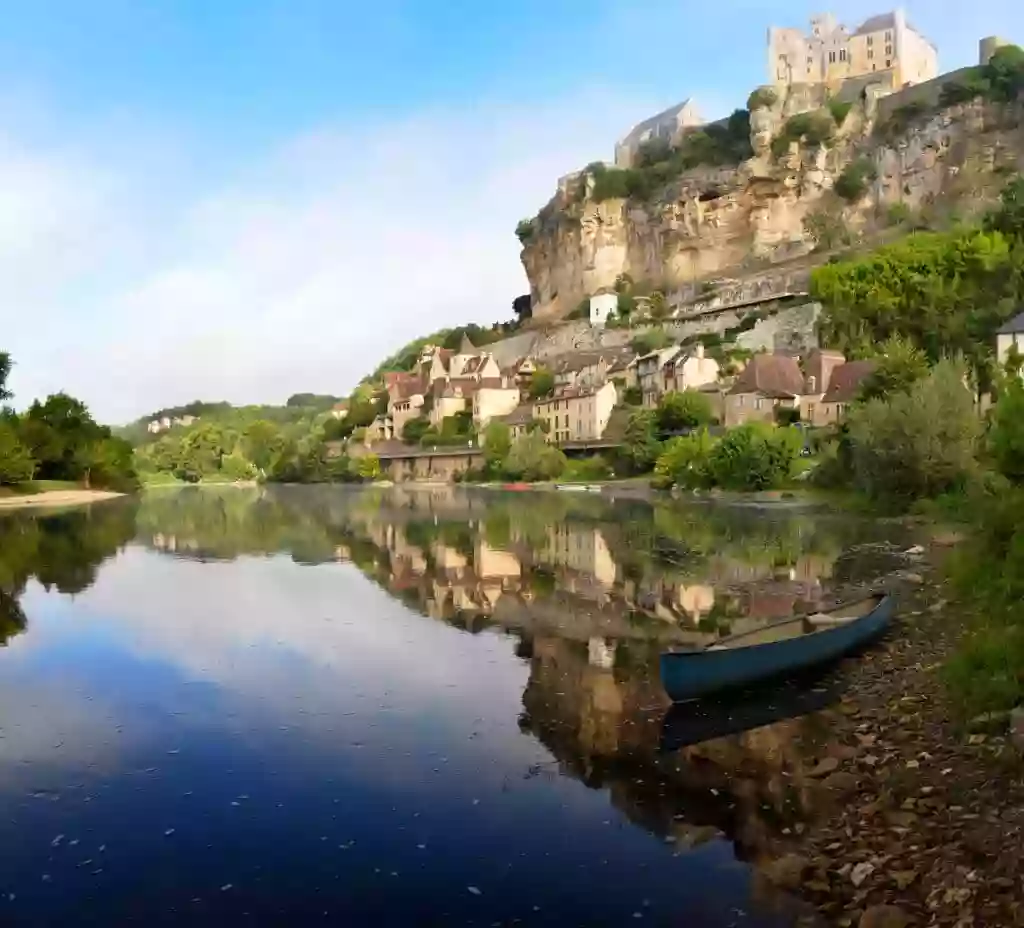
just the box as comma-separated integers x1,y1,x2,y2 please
334,485,837,654
139,484,889,886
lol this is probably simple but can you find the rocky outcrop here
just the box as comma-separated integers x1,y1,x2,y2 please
520,83,1024,320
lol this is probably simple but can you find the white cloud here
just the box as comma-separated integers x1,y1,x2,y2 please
2,87,652,422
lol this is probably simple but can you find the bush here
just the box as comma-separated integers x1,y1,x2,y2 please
654,429,715,489
771,110,835,157
939,69,992,107
803,199,852,251
515,218,536,244
503,432,566,482
827,99,853,127
528,367,555,399
619,409,661,474
562,455,612,482
846,361,980,502
656,390,713,433
402,416,431,444
707,423,802,491
0,422,35,485
747,87,778,111
884,202,913,227
630,328,672,355
858,335,929,401
988,375,1024,482
834,157,877,202
622,386,643,407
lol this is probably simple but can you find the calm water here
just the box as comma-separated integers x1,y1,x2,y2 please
0,486,910,926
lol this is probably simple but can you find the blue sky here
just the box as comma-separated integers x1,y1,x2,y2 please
2,1,1021,422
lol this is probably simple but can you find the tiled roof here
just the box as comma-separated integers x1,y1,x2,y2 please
498,404,536,426
998,311,1024,334
728,354,805,398
821,360,877,403
536,382,611,404
854,13,895,35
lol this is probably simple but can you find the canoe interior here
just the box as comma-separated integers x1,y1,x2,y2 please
711,595,885,651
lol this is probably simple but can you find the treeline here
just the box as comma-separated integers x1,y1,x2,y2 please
0,353,137,491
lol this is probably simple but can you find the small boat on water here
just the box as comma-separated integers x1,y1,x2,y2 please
554,484,603,493
502,483,533,491
659,594,894,703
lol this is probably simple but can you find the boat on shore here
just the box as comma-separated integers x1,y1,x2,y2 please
659,595,894,703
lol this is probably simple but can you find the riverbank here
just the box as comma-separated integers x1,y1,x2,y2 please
753,532,1024,926
0,488,124,510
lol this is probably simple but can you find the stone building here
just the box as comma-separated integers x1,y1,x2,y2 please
768,9,937,90
614,98,703,169
534,382,617,443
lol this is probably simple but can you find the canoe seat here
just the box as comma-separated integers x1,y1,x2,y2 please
807,612,858,628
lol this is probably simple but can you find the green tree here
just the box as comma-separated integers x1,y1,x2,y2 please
529,367,555,399
988,375,1024,483
630,328,672,355
647,291,671,322
654,429,715,489
0,352,11,402
0,421,35,485
858,335,929,401
503,432,566,481
846,361,980,501
356,454,381,481
834,157,877,203
707,423,802,491
620,409,661,474
482,421,512,473
402,416,431,444
656,390,713,433
242,420,285,472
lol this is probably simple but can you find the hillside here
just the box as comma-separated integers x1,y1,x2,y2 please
517,50,1024,321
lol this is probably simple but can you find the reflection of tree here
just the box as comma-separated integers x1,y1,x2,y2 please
0,499,139,644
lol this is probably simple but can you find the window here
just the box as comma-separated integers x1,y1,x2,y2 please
868,49,874,59
867,35,873,46
807,403,816,420
885,44,892,56
885,30,892,40
755,398,763,411
828,51,836,63
886,59,891,67
839,49,847,62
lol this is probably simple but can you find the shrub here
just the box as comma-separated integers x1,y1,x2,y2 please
988,375,1024,482
827,99,853,127
503,432,566,482
0,422,35,485
834,157,877,202
631,328,672,355
622,386,643,407
884,202,913,227
654,429,715,489
858,335,929,402
562,455,612,482
846,361,980,502
803,198,851,251
771,109,835,157
402,416,431,444
747,87,778,111
939,69,992,107
707,423,802,491
656,390,713,433
515,218,536,244
528,367,555,399
356,454,381,480
619,409,661,474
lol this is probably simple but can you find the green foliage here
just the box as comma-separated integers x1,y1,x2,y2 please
630,328,672,355
802,198,852,251
876,100,930,140
515,218,537,244
0,352,11,402
401,416,431,444
812,226,1024,383
656,390,713,433
857,335,929,401
482,421,512,472
654,429,715,489
503,432,566,481
846,362,980,502
885,201,913,227
987,376,1024,482
827,98,853,127
285,393,340,410
941,45,1024,110
983,174,1024,240
747,87,778,110
646,291,671,322
356,454,381,481
220,452,258,481
622,385,643,407
706,423,802,491
834,157,877,203
528,367,555,399
619,409,661,475
561,455,612,482
939,69,993,107
0,422,35,485
590,112,753,203
771,109,835,157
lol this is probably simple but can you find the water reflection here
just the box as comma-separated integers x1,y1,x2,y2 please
0,487,910,926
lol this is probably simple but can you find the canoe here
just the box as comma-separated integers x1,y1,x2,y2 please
659,594,894,703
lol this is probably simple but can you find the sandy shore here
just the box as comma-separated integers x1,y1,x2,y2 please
0,489,125,510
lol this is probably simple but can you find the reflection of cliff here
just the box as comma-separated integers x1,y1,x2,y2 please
520,634,831,864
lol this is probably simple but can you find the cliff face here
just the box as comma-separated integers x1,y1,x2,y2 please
521,85,1024,320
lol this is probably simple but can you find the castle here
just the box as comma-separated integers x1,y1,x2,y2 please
768,9,938,91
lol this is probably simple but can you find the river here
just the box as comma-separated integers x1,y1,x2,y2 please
0,485,913,926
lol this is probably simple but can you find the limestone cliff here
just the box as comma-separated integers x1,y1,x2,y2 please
520,81,1024,320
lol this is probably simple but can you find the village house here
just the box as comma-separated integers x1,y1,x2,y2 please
661,344,721,395
534,381,617,443
472,383,522,428
550,350,628,392
816,359,876,425
330,401,349,420
996,311,1024,370
724,353,805,427
494,403,537,440
797,348,847,423
635,346,684,407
